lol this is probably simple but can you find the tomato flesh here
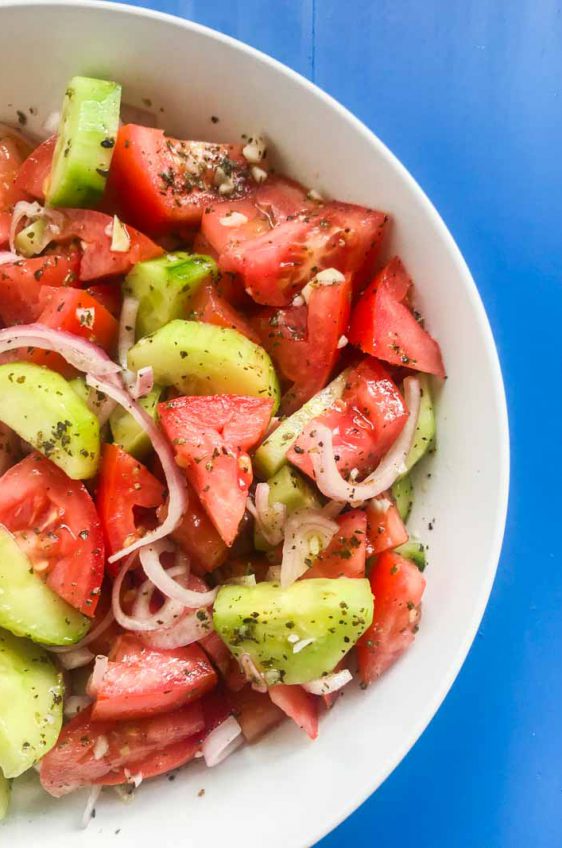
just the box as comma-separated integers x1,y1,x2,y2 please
0,453,104,615
304,510,367,579
269,684,319,740
169,481,228,573
349,256,446,378
289,358,408,481
89,634,217,721
96,444,166,572
13,134,56,201
229,685,285,743
107,124,252,235
39,702,205,796
357,550,426,683
366,495,409,555
159,395,273,546
0,252,79,325
0,135,26,210
86,282,122,318
190,282,260,343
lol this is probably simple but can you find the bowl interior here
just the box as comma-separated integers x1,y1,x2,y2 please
0,3,508,846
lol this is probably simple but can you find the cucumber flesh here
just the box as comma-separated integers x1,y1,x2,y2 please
110,385,163,458
0,525,89,645
125,252,217,338
0,770,9,821
254,370,349,479
254,465,320,551
128,320,280,412
396,538,427,571
213,578,373,685
46,75,121,208
0,363,99,479
392,474,413,522
404,374,435,474
0,629,63,778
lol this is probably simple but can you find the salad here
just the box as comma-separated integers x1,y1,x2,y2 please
0,76,444,825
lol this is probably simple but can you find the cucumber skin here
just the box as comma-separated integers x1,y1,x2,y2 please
0,363,100,480
396,538,427,571
403,374,435,473
110,386,163,458
47,76,121,208
392,474,414,522
254,370,349,479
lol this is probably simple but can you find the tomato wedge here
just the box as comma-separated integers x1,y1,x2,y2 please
357,550,426,684
0,210,10,247
96,444,166,572
190,282,260,343
255,272,352,414
269,684,319,740
107,124,252,235
159,395,273,546
39,702,205,796
304,510,367,579
0,453,104,615
230,685,285,743
89,634,217,721
349,256,446,378
97,735,202,786
0,134,26,210
220,202,388,306
289,358,408,481
366,495,409,555
169,481,228,573
0,252,79,325
13,134,56,201
86,281,122,318
200,632,247,692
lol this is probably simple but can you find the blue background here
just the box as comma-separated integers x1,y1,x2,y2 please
121,1,560,845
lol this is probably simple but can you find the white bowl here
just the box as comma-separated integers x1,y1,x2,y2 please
1,2,509,846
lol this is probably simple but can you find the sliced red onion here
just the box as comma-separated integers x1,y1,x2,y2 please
0,323,121,377
57,647,95,670
253,482,287,546
87,655,108,695
239,653,268,693
139,541,217,608
310,377,422,505
0,251,20,265
118,295,139,371
111,553,185,631
202,716,243,767
302,669,353,695
86,374,188,562
280,509,338,588
81,785,102,829
86,387,118,426
132,366,154,399
9,200,63,253
64,695,92,718
47,607,115,655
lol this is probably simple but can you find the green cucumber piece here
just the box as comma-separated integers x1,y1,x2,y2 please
395,538,427,571
0,363,99,479
213,578,373,685
14,218,48,258
391,474,413,522
125,252,217,338
46,75,121,208
0,525,89,645
254,370,349,479
128,320,280,412
0,629,63,778
254,465,320,551
0,771,9,821
110,385,163,458
403,374,435,474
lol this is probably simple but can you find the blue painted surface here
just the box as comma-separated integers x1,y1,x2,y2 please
121,1,560,845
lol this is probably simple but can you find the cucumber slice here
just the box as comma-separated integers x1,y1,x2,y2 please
14,218,48,258
128,320,280,412
254,465,320,551
0,629,63,778
0,770,9,821
110,385,163,458
395,538,426,571
254,370,349,479
125,252,217,338
403,374,435,474
46,75,121,208
0,363,100,479
392,474,413,522
0,525,89,646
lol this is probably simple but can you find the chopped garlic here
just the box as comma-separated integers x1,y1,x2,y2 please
242,135,266,164
287,633,300,644
93,735,109,760
293,638,315,654
315,268,345,284
337,334,348,349
251,165,268,184
292,294,305,307
110,215,131,253
219,211,249,227
307,188,323,201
